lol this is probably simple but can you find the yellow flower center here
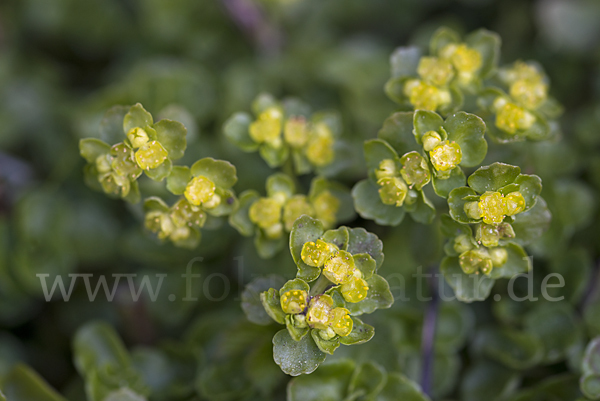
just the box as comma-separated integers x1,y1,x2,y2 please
283,195,315,232
305,123,335,166
459,248,493,275
400,152,431,190
494,98,536,134
135,140,168,170
184,176,216,207
170,198,207,228
301,239,338,267
417,56,455,87
341,276,369,303
478,191,508,225
429,141,462,172
504,191,526,216
312,190,339,229
127,127,150,149
249,107,283,144
510,78,548,110
404,79,450,111
331,307,353,337
375,159,398,181
280,290,308,314
284,117,309,148
323,250,357,284
422,130,442,152
306,295,334,330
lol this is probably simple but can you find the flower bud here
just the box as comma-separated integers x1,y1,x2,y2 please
476,223,501,247
377,176,408,206
450,44,482,82
135,140,168,170
375,159,398,181
127,127,150,149
510,79,548,110
111,143,141,179
429,141,462,172
422,131,442,152
453,234,474,254
494,99,535,134
319,327,337,340
331,307,353,337
249,107,283,144
283,195,315,231
323,250,357,284
171,198,207,228
284,116,309,148
404,79,450,111
489,247,508,267
280,289,308,314
459,248,493,275
100,172,130,197
504,191,526,216
417,57,454,87
464,201,482,220
305,123,335,167
400,152,431,189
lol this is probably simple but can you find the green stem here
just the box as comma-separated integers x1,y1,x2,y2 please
309,274,332,296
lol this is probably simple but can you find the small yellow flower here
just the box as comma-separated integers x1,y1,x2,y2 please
510,78,548,110
323,250,357,284
127,127,150,149
284,117,309,148
95,154,112,174
283,195,315,232
404,79,450,111
305,123,335,166
417,57,454,87
248,197,282,229
494,98,536,134
453,234,474,254
421,131,442,152
100,172,130,197
476,223,500,247
331,307,353,337
135,140,168,170
449,44,482,82
280,289,308,314
459,248,493,275
377,176,408,206
184,176,217,207
400,152,431,190
170,198,207,228
301,239,338,267
375,159,398,181
111,143,141,178
312,190,339,229
489,247,508,267
341,276,369,303
478,191,508,225
249,107,283,144
504,191,526,216
306,294,334,330
429,141,462,172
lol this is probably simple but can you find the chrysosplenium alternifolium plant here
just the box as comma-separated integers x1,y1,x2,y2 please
78,26,557,375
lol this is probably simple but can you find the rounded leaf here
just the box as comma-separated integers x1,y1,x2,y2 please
80,138,110,164
364,139,398,182
266,173,295,200
444,112,487,167
467,163,521,193
432,166,466,198
390,46,421,78
153,119,187,160
223,112,258,152
377,111,419,156
345,274,393,315
321,227,349,251
241,275,286,325
414,110,445,143
191,158,237,189
272,329,326,376
290,215,325,282
440,257,494,302
447,186,479,223
340,317,375,345
347,227,384,269
123,103,153,134
166,166,191,195
352,179,405,227
228,190,259,237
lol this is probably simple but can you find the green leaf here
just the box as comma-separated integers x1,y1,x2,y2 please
465,29,501,78
440,214,472,238
468,163,521,194
143,196,169,213
430,26,460,56
524,303,581,364
103,389,147,401
444,112,487,167
2,364,67,401
408,190,436,224
73,321,130,376
290,215,325,282
259,143,289,168
123,103,153,134
255,229,285,259
581,374,600,400
376,372,431,401
266,173,295,199
511,197,551,246
80,138,111,164
242,275,286,325
228,190,259,237
166,166,191,195
100,105,130,144
473,327,543,369
321,227,349,251
346,274,393,315
353,253,376,280
272,329,326,376
123,180,140,204
340,317,375,345
153,119,187,160
352,179,406,226
460,359,519,401
413,110,445,143
223,112,258,152
281,278,311,295
432,166,466,198
364,139,399,182
513,174,542,211
205,188,237,217
287,315,310,341
390,46,421,78
260,288,286,325
311,330,341,355
190,157,237,189
347,227,384,270
287,359,355,401
440,257,494,302
582,337,600,375
171,227,201,249
488,243,531,280
447,186,479,223
348,362,387,400
523,112,551,141
377,111,418,156
144,158,172,182
252,93,279,115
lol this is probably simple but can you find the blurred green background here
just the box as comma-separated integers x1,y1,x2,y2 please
0,0,599,400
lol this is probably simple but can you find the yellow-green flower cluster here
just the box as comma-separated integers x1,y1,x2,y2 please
301,240,369,303
374,154,430,207
144,198,206,248
306,295,353,339
464,191,526,225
